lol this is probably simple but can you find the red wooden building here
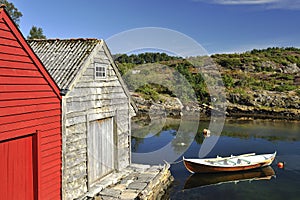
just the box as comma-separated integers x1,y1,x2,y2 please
0,5,62,200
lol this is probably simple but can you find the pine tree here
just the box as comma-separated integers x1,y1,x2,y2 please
27,26,46,40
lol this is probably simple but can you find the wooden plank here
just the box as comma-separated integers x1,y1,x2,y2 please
41,173,60,188
42,164,61,177
41,189,60,200
41,157,62,172
0,102,60,117
0,29,15,40
41,152,61,165
0,60,36,70
40,179,61,200
40,140,62,153
0,52,32,63
0,76,46,85
41,134,61,145
0,67,43,77
0,84,50,93
0,20,10,31
0,97,58,108
41,184,60,199
40,147,61,159
40,127,61,139
0,91,55,101
0,121,61,141
0,37,19,47
0,109,60,125
40,179,60,194
0,115,60,134
0,44,27,56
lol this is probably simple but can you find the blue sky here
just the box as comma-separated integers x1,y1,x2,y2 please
10,0,300,55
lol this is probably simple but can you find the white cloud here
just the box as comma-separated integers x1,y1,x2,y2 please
213,0,278,5
266,0,300,10
194,0,300,10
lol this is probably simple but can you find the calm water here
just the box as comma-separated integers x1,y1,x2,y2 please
131,118,300,200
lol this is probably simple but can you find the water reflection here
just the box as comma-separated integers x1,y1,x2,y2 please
132,118,300,199
131,117,200,164
132,118,300,162
184,166,275,190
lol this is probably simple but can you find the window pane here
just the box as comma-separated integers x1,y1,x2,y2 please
95,63,106,78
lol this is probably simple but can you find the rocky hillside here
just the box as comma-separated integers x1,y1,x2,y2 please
115,48,300,120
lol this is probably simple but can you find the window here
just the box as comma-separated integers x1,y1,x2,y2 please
95,63,106,79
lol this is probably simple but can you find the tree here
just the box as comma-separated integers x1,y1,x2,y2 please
27,26,46,39
0,0,22,27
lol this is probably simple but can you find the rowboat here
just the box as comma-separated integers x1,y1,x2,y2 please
184,166,275,189
183,152,276,173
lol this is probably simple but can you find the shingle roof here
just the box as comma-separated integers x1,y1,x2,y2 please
28,38,101,90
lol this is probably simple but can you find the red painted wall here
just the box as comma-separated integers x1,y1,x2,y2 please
0,7,62,200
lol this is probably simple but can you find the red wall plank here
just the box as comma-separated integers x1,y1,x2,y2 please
0,52,32,63
41,152,61,165
0,37,19,47
40,140,62,154
0,85,51,93
0,102,60,117
0,44,27,56
0,115,60,134
0,29,15,40
0,76,47,85
41,147,61,159
41,134,61,145
0,67,42,77
0,91,54,101
0,21,10,31
41,156,62,172
0,60,37,70
0,109,60,125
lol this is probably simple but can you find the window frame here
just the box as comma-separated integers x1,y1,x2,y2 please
94,62,107,79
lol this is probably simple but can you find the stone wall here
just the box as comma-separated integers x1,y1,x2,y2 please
62,44,131,199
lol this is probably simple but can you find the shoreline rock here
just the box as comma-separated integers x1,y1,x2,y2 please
131,92,300,121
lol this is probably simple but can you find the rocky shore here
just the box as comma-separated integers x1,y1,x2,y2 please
226,90,300,120
131,91,300,120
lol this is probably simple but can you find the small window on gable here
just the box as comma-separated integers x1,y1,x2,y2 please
95,63,107,79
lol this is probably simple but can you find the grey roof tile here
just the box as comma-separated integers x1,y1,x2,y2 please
28,38,101,90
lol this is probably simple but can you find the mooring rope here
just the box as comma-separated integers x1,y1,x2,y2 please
168,159,184,165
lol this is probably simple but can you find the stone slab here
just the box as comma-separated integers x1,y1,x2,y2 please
119,190,139,200
127,182,148,190
99,188,121,198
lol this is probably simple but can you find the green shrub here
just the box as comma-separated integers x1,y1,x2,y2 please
222,74,234,88
274,84,297,92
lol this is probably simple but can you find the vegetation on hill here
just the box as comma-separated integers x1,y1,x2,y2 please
115,48,300,118
213,47,300,97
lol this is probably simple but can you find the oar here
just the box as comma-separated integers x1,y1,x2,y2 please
207,152,256,162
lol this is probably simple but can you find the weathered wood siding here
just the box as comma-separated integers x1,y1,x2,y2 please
0,8,61,200
63,44,130,199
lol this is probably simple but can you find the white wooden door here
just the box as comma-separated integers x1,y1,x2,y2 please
88,118,114,186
